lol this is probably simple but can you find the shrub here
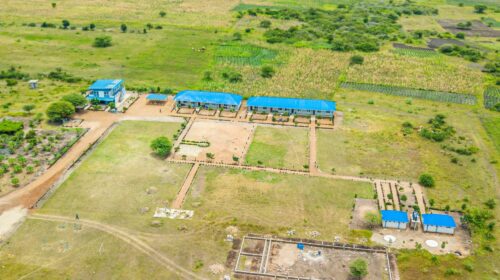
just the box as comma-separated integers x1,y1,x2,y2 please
261,66,275,78
22,104,36,114
350,258,368,278
0,120,23,135
11,177,20,187
62,93,87,108
233,32,242,41
419,173,435,188
93,36,112,48
6,79,18,86
260,20,271,28
455,32,465,39
159,11,166,17
350,55,364,65
120,24,127,33
62,19,70,29
364,212,381,228
150,136,172,158
48,68,82,83
46,101,76,122
485,199,496,209
474,4,487,14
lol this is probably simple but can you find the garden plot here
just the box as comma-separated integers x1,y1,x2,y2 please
350,198,379,230
437,19,500,37
177,119,255,163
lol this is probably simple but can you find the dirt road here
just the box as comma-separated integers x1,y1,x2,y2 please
28,213,205,280
171,163,199,209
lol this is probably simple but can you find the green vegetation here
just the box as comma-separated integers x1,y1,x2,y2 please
245,126,309,169
46,101,75,122
350,55,364,66
483,86,500,110
215,43,278,66
0,119,23,135
260,65,275,78
340,82,477,105
61,93,88,108
419,174,435,188
392,48,438,58
350,258,368,278
150,136,172,158
439,44,482,62
93,36,112,48
419,114,455,142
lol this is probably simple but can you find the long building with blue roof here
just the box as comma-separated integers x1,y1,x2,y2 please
381,210,409,229
174,90,242,110
247,96,336,117
422,213,456,234
87,79,125,104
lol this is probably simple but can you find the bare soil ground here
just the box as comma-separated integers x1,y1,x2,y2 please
198,109,217,116
220,111,237,118
427,38,465,49
294,117,310,124
178,108,196,114
437,20,500,37
267,242,388,280
177,119,255,163
350,198,379,230
250,113,268,121
371,211,471,256
316,118,333,126
0,206,27,242
273,116,289,123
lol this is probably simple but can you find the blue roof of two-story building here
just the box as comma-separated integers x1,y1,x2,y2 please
88,79,123,91
247,96,336,112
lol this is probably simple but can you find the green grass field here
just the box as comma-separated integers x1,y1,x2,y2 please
245,125,309,169
40,121,192,230
0,219,177,280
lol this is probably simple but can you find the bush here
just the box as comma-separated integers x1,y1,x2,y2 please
11,177,20,187
0,120,23,135
62,19,70,29
93,36,112,48
364,212,381,228
350,55,364,65
474,4,487,14
46,101,76,122
419,173,435,188
120,24,127,33
455,32,465,39
62,93,88,108
261,66,275,78
22,104,36,114
484,199,496,209
150,136,172,158
6,79,18,86
260,20,271,28
159,11,166,17
350,258,368,278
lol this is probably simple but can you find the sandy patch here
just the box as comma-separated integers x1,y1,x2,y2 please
0,207,28,241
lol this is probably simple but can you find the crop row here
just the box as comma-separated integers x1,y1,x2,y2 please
392,48,438,58
340,82,477,105
483,86,500,109
215,44,278,66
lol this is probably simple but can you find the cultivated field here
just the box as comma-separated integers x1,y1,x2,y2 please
245,125,309,169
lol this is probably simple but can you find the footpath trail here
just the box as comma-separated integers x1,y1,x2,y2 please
28,213,205,280
309,123,319,175
171,163,199,209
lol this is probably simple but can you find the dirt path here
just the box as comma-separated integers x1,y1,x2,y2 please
375,182,385,210
412,183,427,214
171,117,195,157
28,213,205,280
309,124,319,175
171,163,199,209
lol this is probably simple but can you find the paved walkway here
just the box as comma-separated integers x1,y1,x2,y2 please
171,163,199,209
28,213,204,280
170,117,195,158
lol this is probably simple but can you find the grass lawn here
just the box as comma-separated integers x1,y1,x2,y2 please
245,125,309,170
0,219,177,280
39,121,192,230
319,89,498,209
184,166,374,238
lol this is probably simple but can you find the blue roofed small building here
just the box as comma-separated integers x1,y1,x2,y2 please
174,90,242,111
87,79,125,104
381,210,409,229
247,96,336,117
422,213,456,234
146,93,168,104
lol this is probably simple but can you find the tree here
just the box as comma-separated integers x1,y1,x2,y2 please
150,136,172,158
419,173,435,188
474,4,487,14
260,20,271,28
89,23,96,30
364,211,381,229
46,101,75,122
62,19,70,29
233,32,242,41
93,36,112,48
159,11,166,17
22,104,35,114
350,259,368,278
120,24,128,33
350,55,364,65
485,199,496,209
51,2,56,8
62,93,87,108
261,66,275,78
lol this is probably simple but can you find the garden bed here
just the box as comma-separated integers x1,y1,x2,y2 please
250,113,268,121
198,109,217,116
177,107,195,114
294,116,311,124
220,110,237,118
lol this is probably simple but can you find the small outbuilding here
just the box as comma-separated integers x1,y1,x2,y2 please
247,96,335,117
87,79,125,104
422,213,456,234
381,210,409,229
146,93,168,104
28,80,38,89
174,90,242,111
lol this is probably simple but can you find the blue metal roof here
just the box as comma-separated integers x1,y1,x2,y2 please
174,90,242,106
381,210,409,223
88,79,123,90
247,96,336,112
147,94,168,101
422,214,456,228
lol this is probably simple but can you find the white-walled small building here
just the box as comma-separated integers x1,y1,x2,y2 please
381,210,409,229
422,213,456,234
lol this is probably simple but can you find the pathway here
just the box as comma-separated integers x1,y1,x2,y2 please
309,123,319,175
28,213,205,280
171,163,199,209
389,182,400,210
171,117,195,157
375,182,385,210
412,183,426,214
